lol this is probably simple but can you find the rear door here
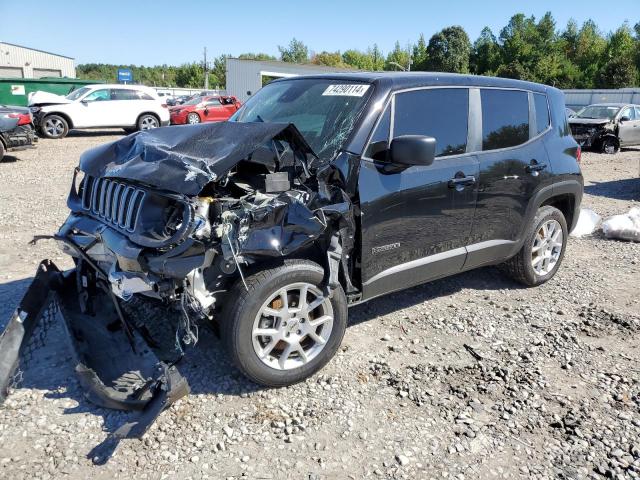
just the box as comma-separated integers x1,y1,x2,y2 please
465,89,553,268
359,87,479,299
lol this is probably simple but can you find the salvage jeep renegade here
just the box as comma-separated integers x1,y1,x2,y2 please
0,73,582,437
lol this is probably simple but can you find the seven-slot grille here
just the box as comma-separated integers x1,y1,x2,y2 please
81,175,145,232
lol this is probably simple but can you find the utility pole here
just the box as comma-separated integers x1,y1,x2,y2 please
203,47,209,90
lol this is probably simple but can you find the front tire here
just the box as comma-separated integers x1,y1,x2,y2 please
222,260,348,387
41,115,69,139
600,137,619,155
500,206,568,286
0,141,5,161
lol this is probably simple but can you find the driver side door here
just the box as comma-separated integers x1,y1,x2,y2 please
75,88,116,127
618,106,640,146
359,88,479,300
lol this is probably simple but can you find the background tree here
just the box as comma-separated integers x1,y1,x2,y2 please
411,34,428,71
384,41,411,71
312,51,348,67
425,26,471,73
278,38,309,63
470,27,501,75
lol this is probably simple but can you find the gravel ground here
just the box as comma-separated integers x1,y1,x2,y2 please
0,131,639,480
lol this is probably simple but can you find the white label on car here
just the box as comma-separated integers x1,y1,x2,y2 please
11,85,25,95
322,84,370,97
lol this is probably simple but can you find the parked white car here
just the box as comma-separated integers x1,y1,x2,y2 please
28,84,170,139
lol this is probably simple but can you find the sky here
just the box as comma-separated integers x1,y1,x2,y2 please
1,0,638,66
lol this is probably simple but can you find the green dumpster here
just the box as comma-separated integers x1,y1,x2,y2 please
0,77,105,107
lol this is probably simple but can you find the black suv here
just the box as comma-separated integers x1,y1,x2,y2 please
1,74,582,417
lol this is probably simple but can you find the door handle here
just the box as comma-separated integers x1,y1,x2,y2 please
526,162,547,173
448,175,476,188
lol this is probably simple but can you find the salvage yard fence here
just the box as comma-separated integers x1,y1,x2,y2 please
564,89,640,111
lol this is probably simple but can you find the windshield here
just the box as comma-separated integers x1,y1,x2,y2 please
231,79,372,160
576,105,620,120
66,87,92,101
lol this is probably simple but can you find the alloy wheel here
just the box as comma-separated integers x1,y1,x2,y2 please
140,116,159,130
531,219,563,276
45,118,65,137
187,113,200,124
252,282,334,371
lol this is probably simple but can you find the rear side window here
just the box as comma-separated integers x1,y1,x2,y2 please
135,90,155,100
393,88,468,157
481,89,529,150
533,93,550,134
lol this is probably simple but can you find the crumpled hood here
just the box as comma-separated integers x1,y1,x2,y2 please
28,91,73,106
79,122,316,195
568,118,611,126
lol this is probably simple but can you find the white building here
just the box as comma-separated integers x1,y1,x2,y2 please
0,42,75,78
226,58,358,102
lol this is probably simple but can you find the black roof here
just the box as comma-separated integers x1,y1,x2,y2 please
276,72,551,94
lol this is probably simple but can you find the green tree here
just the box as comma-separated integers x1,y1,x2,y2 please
412,34,428,71
425,26,471,73
278,38,309,63
385,41,410,71
312,51,348,67
470,27,501,75
237,52,277,61
597,56,638,88
175,63,204,88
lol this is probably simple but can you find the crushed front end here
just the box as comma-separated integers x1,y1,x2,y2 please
0,121,358,438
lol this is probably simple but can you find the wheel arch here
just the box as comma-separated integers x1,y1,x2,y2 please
136,111,161,125
43,111,74,129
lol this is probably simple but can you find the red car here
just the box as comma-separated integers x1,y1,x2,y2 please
169,95,241,125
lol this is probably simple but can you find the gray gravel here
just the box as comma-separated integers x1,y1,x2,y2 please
0,131,639,479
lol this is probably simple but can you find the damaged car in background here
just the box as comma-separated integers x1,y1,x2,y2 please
0,73,582,441
569,103,640,154
0,104,37,161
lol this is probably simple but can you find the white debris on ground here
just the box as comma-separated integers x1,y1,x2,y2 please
570,208,602,238
602,207,640,242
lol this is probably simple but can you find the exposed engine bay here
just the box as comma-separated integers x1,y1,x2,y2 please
57,122,357,362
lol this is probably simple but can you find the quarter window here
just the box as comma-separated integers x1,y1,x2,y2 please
393,88,468,157
365,103,391,161
481,89,529,150
533,93,550,134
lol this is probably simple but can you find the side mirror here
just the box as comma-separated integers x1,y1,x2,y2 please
81,100,88,105
390,135,436,166
620,115,631,122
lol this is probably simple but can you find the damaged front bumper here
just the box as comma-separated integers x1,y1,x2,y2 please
0,260,189,439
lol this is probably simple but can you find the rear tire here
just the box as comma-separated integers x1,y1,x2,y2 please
222,259,348,387
500,206,568,286
137,114,159,131
0,141,5,161
41,114,69,139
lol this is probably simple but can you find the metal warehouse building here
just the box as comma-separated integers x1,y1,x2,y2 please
564,88,640,110
226,58,357,102
0,42,75,78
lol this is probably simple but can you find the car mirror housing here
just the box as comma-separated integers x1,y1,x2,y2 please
620,115,631,122
390,135,436,167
